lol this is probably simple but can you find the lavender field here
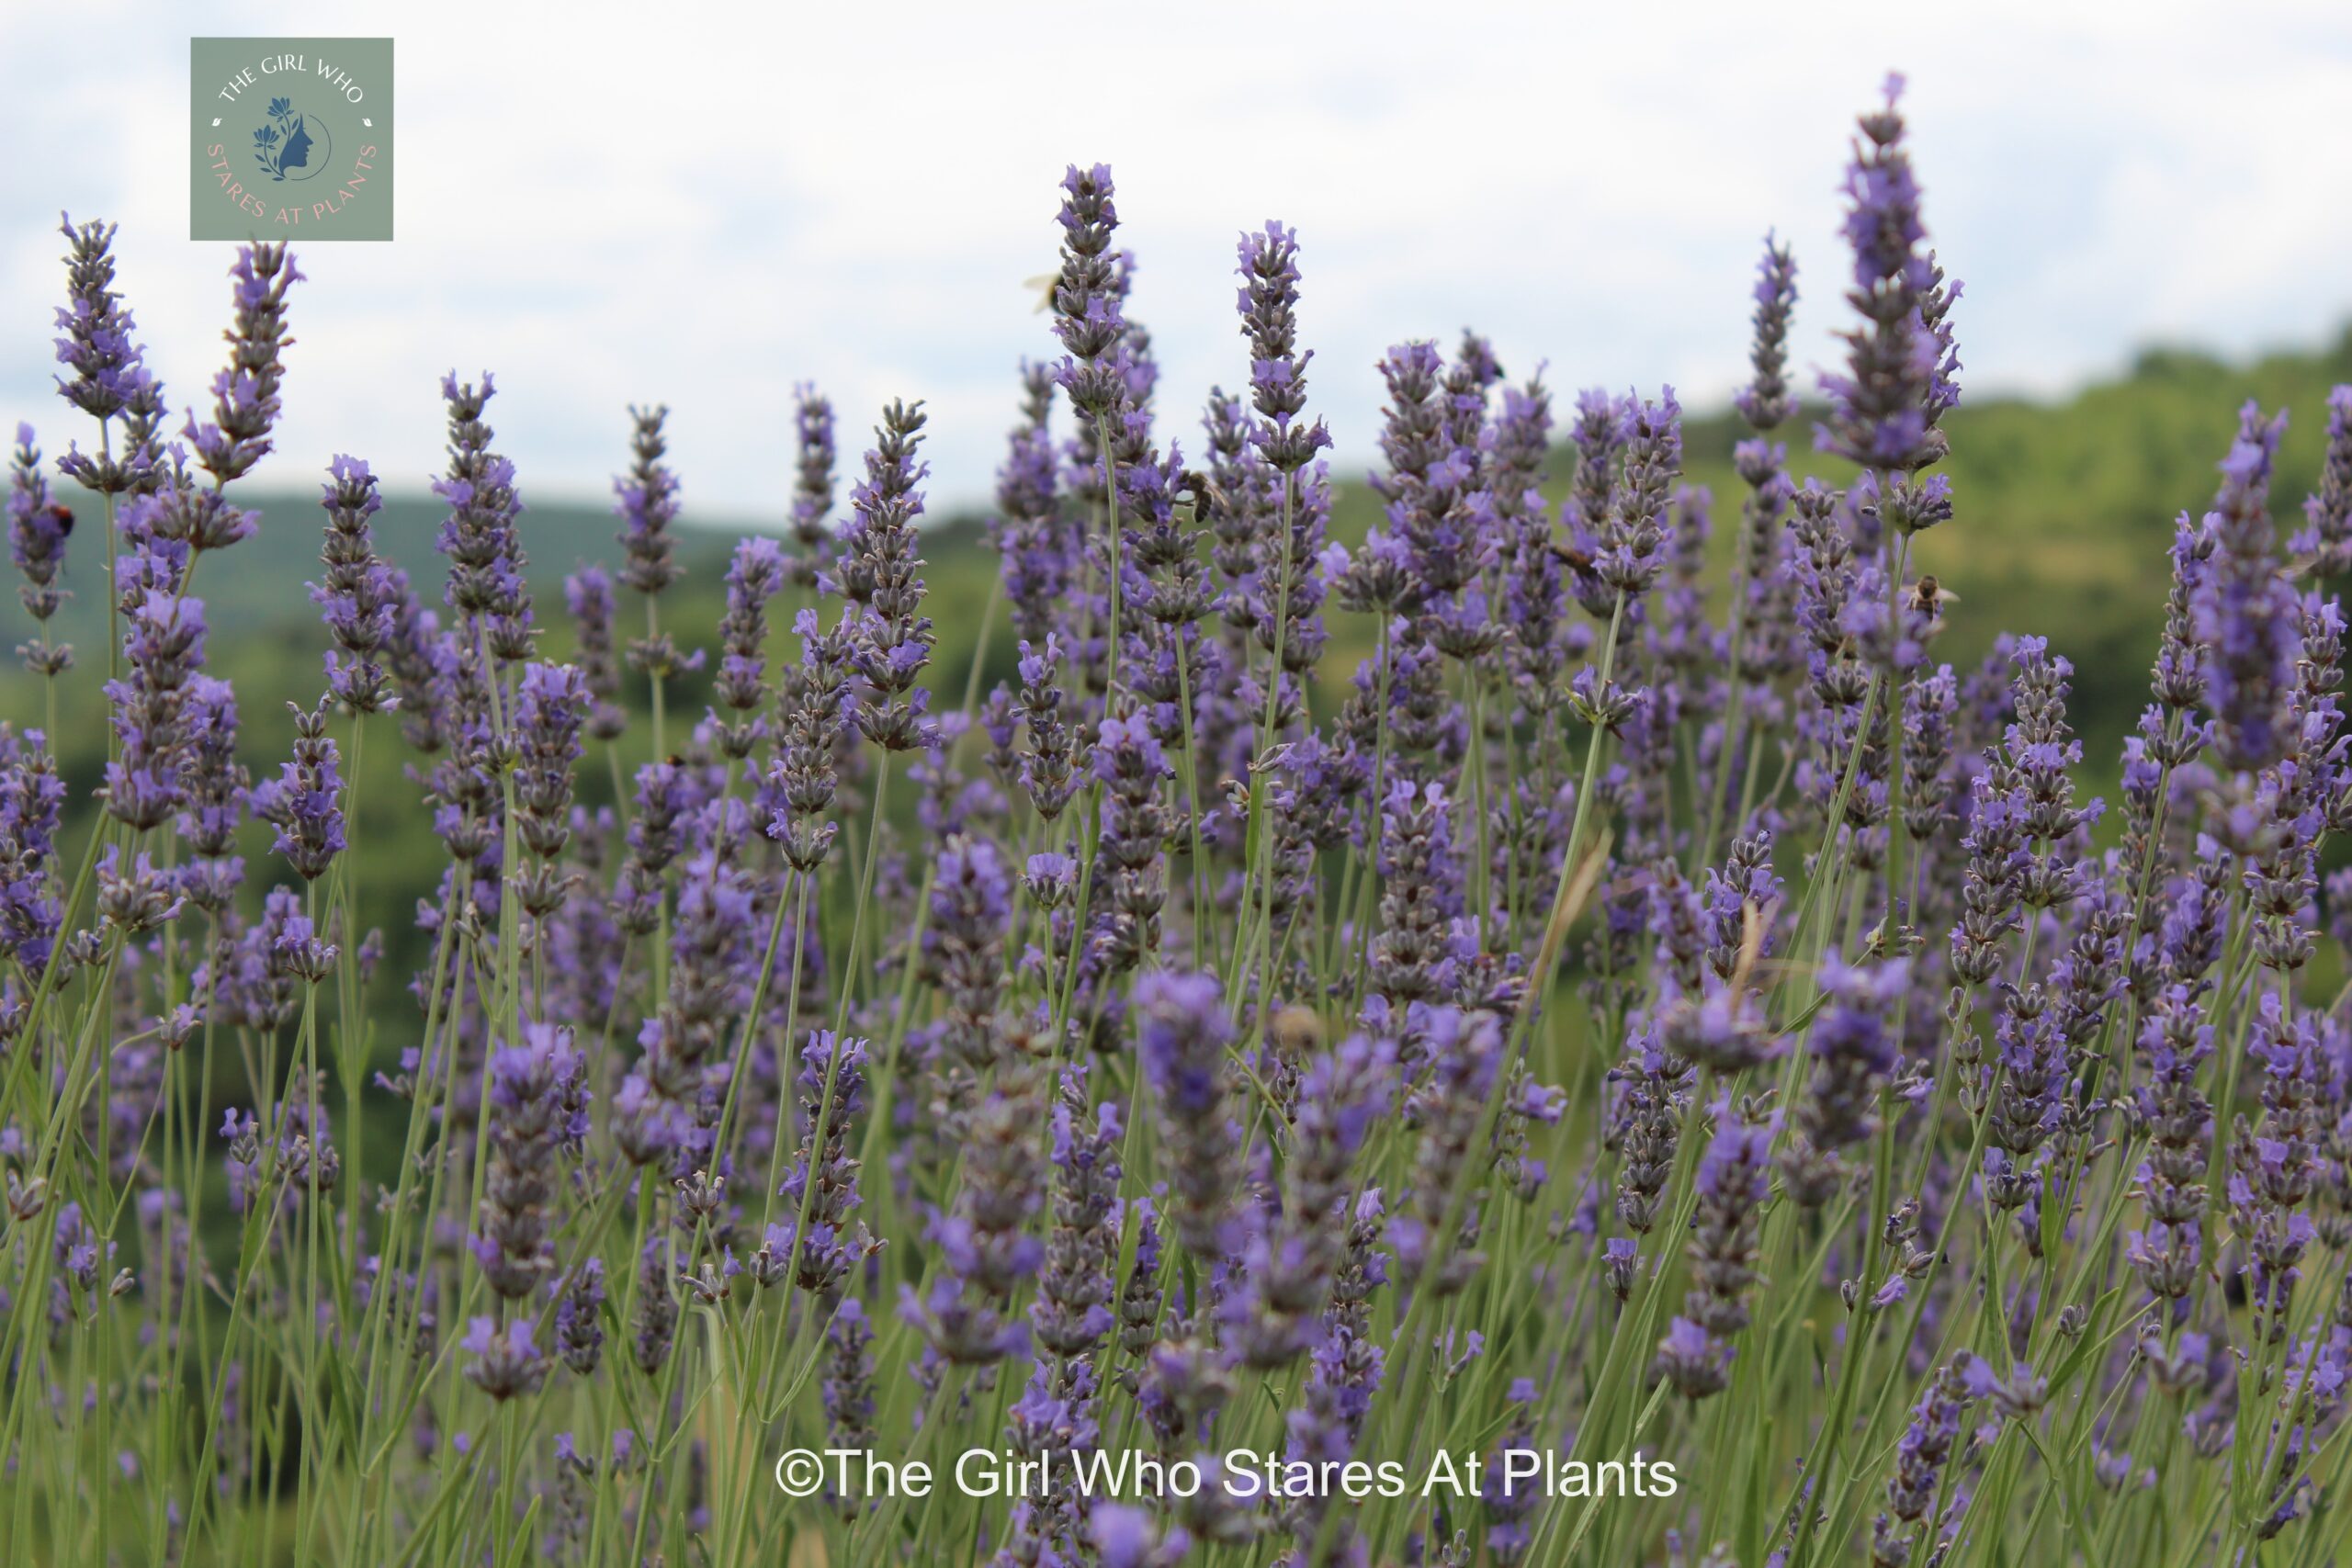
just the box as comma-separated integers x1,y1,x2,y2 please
7,73,2352,1566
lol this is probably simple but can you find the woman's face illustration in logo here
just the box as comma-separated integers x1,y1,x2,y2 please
279,118,314,172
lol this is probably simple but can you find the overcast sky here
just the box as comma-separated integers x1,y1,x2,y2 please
4,1,2350,521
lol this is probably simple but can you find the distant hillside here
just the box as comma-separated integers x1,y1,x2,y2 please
8,323,2352,792
6,328,2347,977
2,490,745,660
1660,328,2352,752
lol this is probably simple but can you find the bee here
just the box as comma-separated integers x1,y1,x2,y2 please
1908,574,1958,619
1547,540,1596,573
1270,1004,1323,1055
1023,273,1058,315
46,503,73,537
1177,469,1224,527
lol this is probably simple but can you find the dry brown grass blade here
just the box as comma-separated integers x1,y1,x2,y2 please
1729,897,1770,997
1533,829,1615,987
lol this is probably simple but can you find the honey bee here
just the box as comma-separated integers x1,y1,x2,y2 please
1547,540,1596,573
1908,574,1958,619
1177,469,1224,527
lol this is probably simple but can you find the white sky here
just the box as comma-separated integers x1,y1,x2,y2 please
4,0,2350,520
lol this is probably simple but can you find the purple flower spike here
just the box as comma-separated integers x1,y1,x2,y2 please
1050,164,1128,418
713,535,787,754
563,563,628,740
103,581,207,831
311,455,398,715
250,699,346,882
838,401,935,751
472,1025,586,1299
187,242,302,491
2290,385,2352,577
9,426,73,674
435,371,534,663
1236,221,1332,476
53,213,169,498
2191,400,2299,773
789,381,838,587
461,1315,548,1402
760,1032,877,1298
1135,970,1236,1261
0,727,65,969
1734,233,1799,433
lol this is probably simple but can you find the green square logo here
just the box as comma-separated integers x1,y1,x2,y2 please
190,38,395,242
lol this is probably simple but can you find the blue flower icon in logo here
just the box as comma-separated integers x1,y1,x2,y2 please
253,95,332,183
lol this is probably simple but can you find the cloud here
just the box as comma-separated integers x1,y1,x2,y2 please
4,0,2349,518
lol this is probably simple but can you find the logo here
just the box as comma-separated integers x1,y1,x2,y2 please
190,39,394,242
253,96,329,184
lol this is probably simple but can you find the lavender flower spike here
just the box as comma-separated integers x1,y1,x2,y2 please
788,381,837,586
2291,384,2352,576
188,242,302,490
53,212,168,499
616,402,682,598
840,400,935,751
563,563,628,742
311,455,397,715
1135,969,1237,1262
1818,75,1960,487
1236,220,1333,475
9,425,72,675
472,1026,587,1299
1049,164,1127,418
713,535,786,758
250,699,346,882
762,1031,878,1297
1734,232,1799,433
2190,400,2298,773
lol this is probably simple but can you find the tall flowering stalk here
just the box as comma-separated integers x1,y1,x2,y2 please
839,400,935,752
1819,73,1962,937
1233,220,1333,1015
252,700,346,883
190,243,302,491
0,726,64,978
100,563,206,831
139,241,303,569
474,1027,588,1298
436,371,534,679
312,456,397,716
9,426,72,687
1657,1104,1773,1399
512,662,589,923
564,563,628,741
788,381,838,588
712,536,786,760
1709,235,1799,858
616,402,686,747
52,213,167,684
1136,969,1236,1263
2192,400,2298,775
2291,385,2352,576
1048,164,1133,694
763,1030,876,1298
